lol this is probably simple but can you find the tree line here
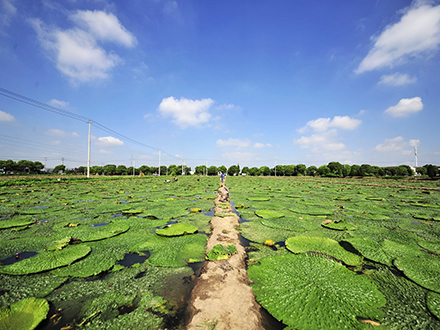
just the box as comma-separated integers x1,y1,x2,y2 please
0,159,438,178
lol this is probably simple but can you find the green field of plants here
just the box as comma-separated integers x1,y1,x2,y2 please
1,175,440,329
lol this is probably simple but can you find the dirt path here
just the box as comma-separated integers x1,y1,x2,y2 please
185,184,263,330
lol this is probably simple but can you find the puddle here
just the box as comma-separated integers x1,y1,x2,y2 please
89,222,109,227
117,251,150,267
117,201,129,204
390,269,404,277
1,251,38,266
203,210,214,217
188,261,204,277
38,218,56,224
260,305,286,329
111,213,124,219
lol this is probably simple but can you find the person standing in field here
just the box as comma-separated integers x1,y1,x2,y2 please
220,173,226,183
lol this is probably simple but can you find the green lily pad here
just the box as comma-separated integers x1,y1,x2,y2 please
418,240,440,254
248,254,385,330
427,291,440,319
394,253,440,293
286,235,362,266
261,217,318,232
0,297,49,330
0,244,91,275
156,223,198,237
0,216,35,229
344,238,422,267
214,213,235,218
247,197,270,201
206,244,237,261
46,237,71,251
322,220,358,231
54,221,130,242
130,234,207,267
254,209,285,219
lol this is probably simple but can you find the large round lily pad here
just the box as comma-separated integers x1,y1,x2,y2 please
254,209,285,219
286,235,362,266
427,291,440,319
261,217,318,232
0,297,49,330
54,221,130,242
248,254,385,330
156,223,198,237
322,220,358,231
0,216,35,229
0,244,91,275
394,253,440,293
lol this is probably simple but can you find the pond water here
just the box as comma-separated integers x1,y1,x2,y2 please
89,222,109,227
117,251,150,267
1,251,38,266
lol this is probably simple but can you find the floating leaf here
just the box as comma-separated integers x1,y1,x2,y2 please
394,253,440,293
248,254,385,330
0,297,49,330
286,235,362,266
0,216,35,229
427,291,440,320
156,223,198,237
261,217,318,232
247,197,270,201
206,244,237,261
254,209,285,219
0,244,91,275
322,220,358,231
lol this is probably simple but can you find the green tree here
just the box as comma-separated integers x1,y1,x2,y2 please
241,167,250,175
259,166,270,176
248,167,260,176
33,161,44,173
328,162,343,176
295,164,307,176
103,164,117,175
195,165,206,175
274,165,285,176
284,165,296,176
416,167,427,176
208,166,218,176
359,164,373,176
218,165,227,174
139,165,151,175
342,164,351,177
306,165,318,176
424,164,439,178
0,159,16,173
317,165,330,176
53,164,66,174
350,165,360,176
227,165,239,176
116,165,128,175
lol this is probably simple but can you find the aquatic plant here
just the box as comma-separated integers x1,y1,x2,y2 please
206,244,237,261
156,223,198,237
0,297,49,330
248,253,385,329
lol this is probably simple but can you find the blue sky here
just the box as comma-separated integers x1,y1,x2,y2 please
1,0,439,170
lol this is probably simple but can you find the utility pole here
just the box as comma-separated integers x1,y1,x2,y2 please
181,158,184,176
61,157,64,165
158,150,161,176
415,146,418,167
44,157,47,171
133,159,135,176
206,160,208,177
87,120,91,178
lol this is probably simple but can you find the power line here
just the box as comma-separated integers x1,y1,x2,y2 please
0,87,180,159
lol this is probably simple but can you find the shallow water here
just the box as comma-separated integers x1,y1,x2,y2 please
117,251,150,267
1,251,38,265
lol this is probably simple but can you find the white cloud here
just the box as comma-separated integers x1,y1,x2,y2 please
29,10,136,84
50,140,61,145
216,138,250,148
253,142,272,149
384,97,423,117
0,0,17,27
95,136,123,147
48,99,70,108
298,116,361,133
70,10,137,48
46,129,79,137
158,96,214,128
375,136,419,153
0,110,15,122
356,3,440,73
378,73,417,86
